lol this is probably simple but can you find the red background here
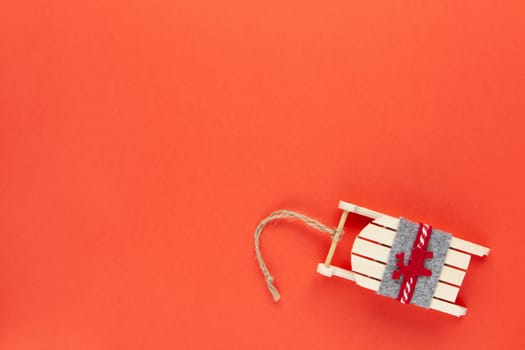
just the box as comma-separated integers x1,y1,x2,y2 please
1,0,524,348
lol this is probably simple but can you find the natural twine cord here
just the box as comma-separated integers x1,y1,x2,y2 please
254,210,337,302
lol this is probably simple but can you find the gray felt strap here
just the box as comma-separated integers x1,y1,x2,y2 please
377,218,452,308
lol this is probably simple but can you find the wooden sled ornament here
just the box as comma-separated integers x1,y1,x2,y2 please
316,200,490,317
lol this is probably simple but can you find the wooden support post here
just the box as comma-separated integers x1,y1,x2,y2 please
324,209,349,267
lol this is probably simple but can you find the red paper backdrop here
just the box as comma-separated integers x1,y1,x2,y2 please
1,0,524,348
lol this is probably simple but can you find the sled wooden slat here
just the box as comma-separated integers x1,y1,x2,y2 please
444,249,471,270
359,223,396,245
355,231,467,285
433,282,460,303
351,254,460,302
439,265,466,286
351,254,466,287
429,298,467,317
358,224,472,270
353,236,470,270
351,254,386,279
353,273,466,316
449,236,490,257
353,274,381,291
352,238,390,262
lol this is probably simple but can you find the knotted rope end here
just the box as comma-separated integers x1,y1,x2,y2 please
265,276,281,302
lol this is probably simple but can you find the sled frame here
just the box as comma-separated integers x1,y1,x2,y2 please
317,200,489,317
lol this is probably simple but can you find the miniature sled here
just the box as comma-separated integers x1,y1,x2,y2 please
316,200,490,317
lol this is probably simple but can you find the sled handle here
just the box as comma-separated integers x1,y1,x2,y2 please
323,209,349,267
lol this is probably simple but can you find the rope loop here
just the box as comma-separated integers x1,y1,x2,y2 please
253,210,336,301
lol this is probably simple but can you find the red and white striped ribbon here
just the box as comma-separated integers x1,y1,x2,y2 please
398,223,432,304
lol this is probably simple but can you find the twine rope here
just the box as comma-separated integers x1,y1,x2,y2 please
254,210,337,302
